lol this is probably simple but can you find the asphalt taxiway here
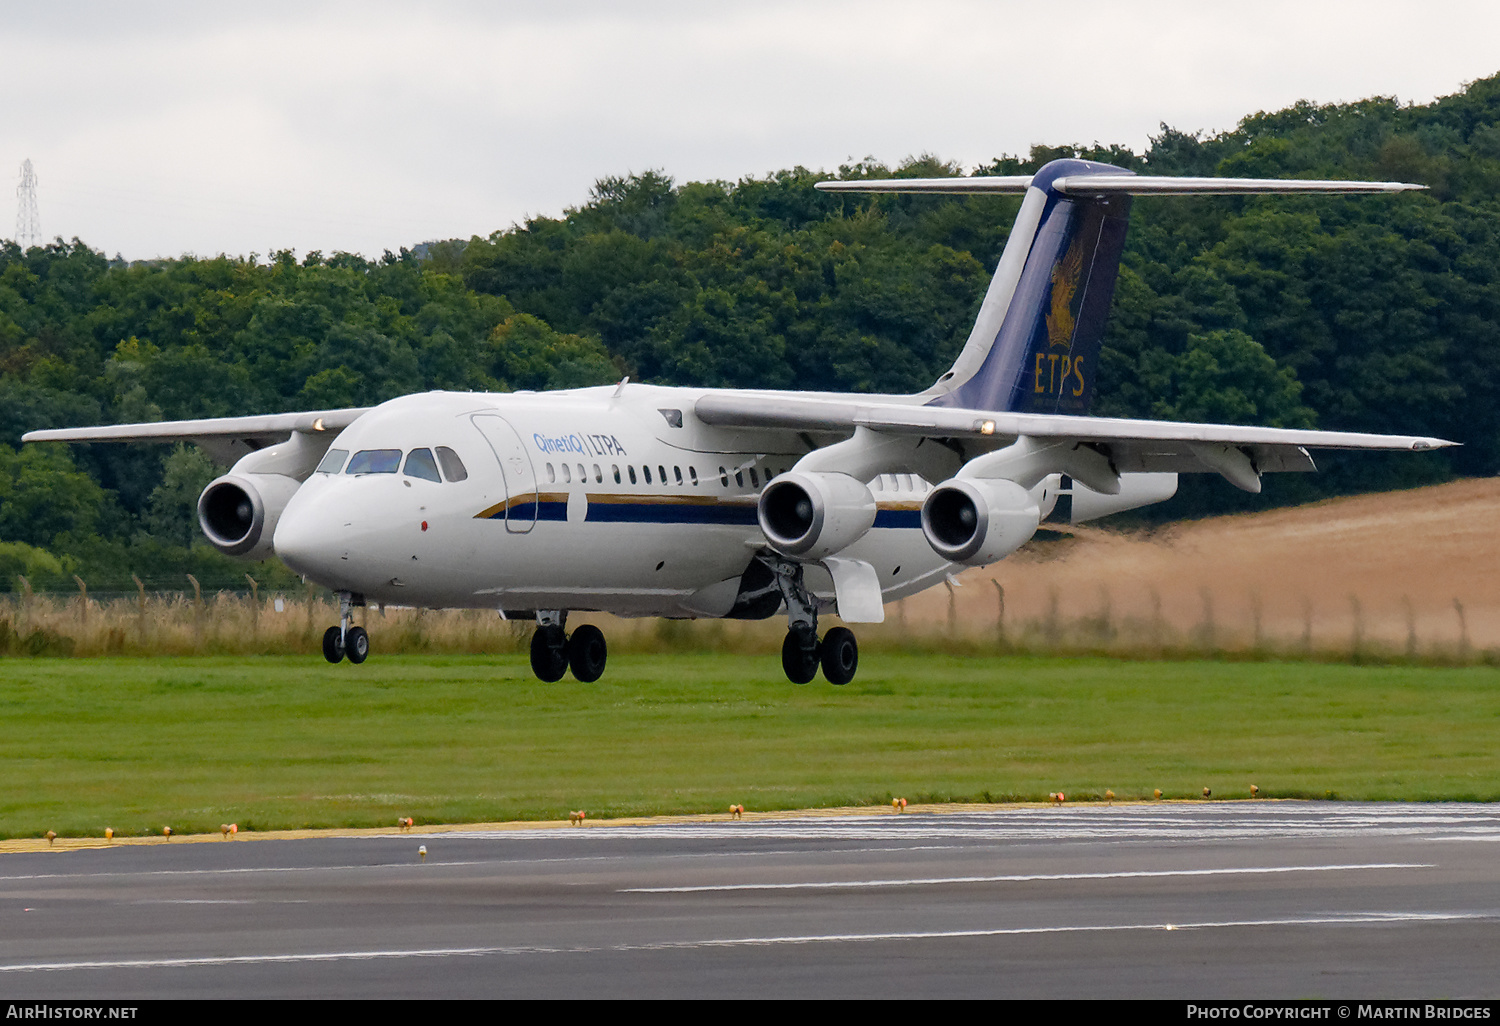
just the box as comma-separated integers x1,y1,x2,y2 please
2,803,1498,998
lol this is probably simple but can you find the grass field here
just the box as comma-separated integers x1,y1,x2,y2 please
2,652,1498,840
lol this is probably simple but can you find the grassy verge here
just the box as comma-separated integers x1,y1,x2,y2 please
2,653,1498,839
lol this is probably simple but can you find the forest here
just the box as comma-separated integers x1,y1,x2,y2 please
3,73,1499,594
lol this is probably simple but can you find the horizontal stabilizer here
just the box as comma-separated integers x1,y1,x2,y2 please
816,176,1034,194
815,176,1423,196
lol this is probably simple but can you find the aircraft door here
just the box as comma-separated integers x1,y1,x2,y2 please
471,414,538,534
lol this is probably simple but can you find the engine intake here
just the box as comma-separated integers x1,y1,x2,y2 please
758,471,876,560
197,473,302,561
921,478,1040,566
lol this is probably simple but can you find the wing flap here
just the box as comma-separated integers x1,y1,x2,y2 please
1111,444,1317,475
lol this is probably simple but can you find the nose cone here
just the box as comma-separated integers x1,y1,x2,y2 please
273,487,354,588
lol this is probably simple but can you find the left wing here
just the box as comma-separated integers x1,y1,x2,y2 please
695,392,1454,490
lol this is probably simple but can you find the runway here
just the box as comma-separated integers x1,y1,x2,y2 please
2,803,1498,998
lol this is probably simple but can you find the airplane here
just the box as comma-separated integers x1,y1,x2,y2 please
23,159,1453,686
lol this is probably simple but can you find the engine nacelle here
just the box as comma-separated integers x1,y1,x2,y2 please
197,473,302,561
921,478,1040,566
758,471,876,560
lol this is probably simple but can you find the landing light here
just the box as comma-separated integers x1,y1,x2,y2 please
313,417,325,432
980,420,995,435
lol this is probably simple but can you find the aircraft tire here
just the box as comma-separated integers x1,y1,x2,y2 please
568,624,607,683
820,627,858,685
781,628,820,685
530,626,569,683
322,625,345,664
346,626,369,664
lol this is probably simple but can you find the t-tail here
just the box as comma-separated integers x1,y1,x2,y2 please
816,161,1422,415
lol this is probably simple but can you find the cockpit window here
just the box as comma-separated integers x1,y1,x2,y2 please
346,449,402,475
435,446,467,482
316,448,348,475
404,448,442,483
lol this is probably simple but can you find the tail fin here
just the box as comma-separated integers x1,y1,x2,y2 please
816,162,1419,415
935,158,1131,414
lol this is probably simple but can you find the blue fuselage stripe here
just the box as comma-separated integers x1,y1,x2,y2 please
873,509,922,529
586,503,759,526
484,499,922,528
487,502,568,522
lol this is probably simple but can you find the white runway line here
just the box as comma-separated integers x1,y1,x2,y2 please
0,861,494,884
621,862,1433,893
0,911,1486,973
0,845,968,886
435,803,1500,845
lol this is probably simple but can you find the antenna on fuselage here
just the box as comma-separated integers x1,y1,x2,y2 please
613,376,629,398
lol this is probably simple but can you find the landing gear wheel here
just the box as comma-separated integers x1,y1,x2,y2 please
530,625,569,682
322,625,345,664
820,626,858,686
568,624,608,683
345,625,369,664
781,627,820,685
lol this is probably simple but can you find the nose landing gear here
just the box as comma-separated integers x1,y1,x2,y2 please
567,624,608,683
529,621,569,682
322,592,369,664
528,612,609,682
322,625,344,663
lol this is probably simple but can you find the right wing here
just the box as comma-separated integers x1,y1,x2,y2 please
22,408,370,465
694,392,1454,491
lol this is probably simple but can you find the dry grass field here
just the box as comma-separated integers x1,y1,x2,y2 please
907,477,1500,658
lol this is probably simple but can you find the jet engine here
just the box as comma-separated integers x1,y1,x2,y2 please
197,473,303,561
757,471,876,560
920,478,1040,566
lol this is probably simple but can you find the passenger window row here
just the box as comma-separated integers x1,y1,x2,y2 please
543,463,703,488
718,464,788,489
318,447,468,483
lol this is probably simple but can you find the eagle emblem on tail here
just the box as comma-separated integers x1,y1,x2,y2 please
1045,237,1086,349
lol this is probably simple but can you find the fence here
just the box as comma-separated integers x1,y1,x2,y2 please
2,573,1496,665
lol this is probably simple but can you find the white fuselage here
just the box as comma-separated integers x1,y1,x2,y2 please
272,387,962,618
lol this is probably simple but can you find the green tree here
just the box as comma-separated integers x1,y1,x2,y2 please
143,444,217,547
0,444,108,549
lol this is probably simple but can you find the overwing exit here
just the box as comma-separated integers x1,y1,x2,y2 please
24,159,1451,685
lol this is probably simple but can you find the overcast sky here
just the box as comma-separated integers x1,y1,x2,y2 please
4,1,1498,260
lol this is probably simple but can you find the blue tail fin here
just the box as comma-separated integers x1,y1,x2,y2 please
928,158,1132,415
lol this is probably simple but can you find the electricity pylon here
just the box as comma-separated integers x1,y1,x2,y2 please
16,159,39,249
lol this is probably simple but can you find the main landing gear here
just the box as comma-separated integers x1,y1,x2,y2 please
772,559,858,686
322,592,369,665
529,612,608,683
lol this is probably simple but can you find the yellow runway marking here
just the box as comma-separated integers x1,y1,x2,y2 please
0,798,1273,854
